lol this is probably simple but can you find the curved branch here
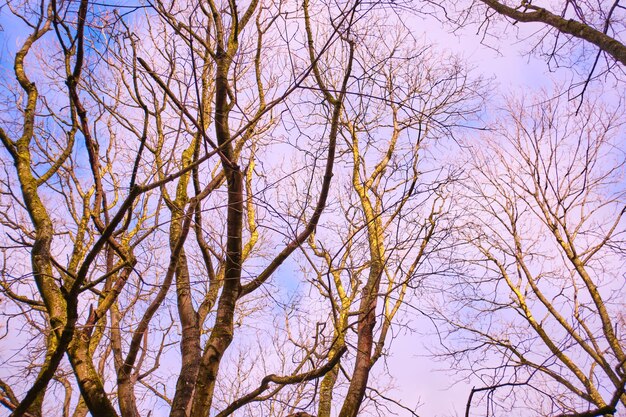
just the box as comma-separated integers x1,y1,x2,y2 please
478,0,626,65
215,346,347,417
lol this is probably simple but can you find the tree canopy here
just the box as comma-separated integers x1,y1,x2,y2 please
0,0,624,416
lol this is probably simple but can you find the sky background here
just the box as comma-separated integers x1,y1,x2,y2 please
0,2,610,416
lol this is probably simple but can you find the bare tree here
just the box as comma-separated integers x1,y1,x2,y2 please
0,1,155,415
309,28,484,417
446,0,626,100
474,0,625,63
435,89,626,416
1,0,358,415
8,1,600,417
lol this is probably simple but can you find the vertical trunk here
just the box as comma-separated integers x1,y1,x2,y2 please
12,128,66,417
115,374,139,417
170,251,202,417
67,333,118,417
2,10,61,416
337,265,381,417
170,145,202,417
189,51,244,417
111,304,140,417
71,399,88,417
318,309,348,417
318,346,341,417
339,133,385,417
189,168,243,417
67,249,121,417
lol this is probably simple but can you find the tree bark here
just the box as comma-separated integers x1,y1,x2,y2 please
478,0,626,65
